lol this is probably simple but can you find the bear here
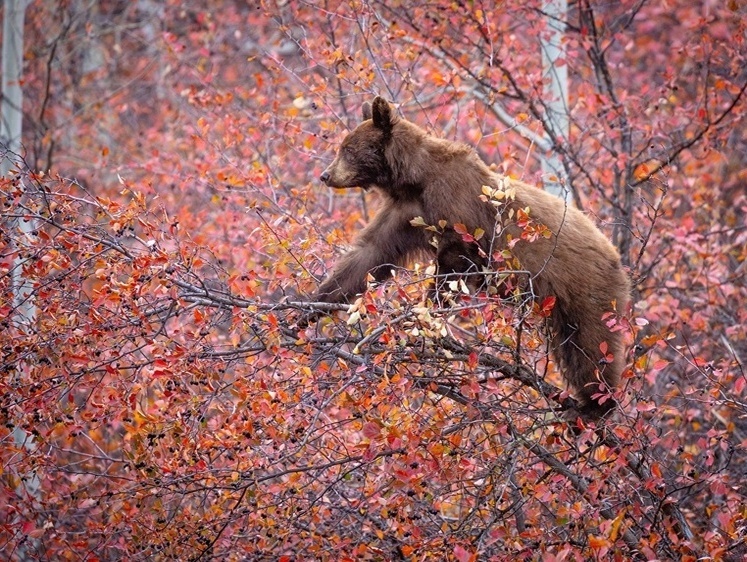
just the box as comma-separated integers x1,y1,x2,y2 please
310,96,630,419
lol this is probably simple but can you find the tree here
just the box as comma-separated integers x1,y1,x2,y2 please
2,0,32,320
1,1,746,560
540,0,571,202
1,5,40,560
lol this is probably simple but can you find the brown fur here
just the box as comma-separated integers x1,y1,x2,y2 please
314,97,630,418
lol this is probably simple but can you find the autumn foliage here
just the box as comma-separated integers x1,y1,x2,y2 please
1,1,746,560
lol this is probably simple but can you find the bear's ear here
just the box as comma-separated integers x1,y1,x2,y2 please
362,101,372,121
371,96,395,133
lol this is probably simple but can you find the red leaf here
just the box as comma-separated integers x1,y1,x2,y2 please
539,296,556,317
453,223,474,243
467,351,478,370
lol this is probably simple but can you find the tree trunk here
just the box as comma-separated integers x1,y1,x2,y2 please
2,4,40,559
2,0,34,323
540,0,571,203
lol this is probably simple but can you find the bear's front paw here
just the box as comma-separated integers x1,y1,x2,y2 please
294,308,322,330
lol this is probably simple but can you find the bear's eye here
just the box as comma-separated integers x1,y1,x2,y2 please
341,145,353,155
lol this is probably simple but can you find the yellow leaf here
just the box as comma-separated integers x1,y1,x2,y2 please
609,510,625,542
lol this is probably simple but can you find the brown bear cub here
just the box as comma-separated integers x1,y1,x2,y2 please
312,96,630,418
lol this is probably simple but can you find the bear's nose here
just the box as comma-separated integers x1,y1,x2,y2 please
320,171,330,184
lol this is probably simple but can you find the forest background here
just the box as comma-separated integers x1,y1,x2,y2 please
1,1,746,560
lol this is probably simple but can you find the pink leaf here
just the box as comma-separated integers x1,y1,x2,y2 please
454,545,474,562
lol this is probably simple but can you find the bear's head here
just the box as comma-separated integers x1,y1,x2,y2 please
319,96,398,190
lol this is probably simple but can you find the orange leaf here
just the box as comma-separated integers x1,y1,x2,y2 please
453,223,468,235
588,534,610,549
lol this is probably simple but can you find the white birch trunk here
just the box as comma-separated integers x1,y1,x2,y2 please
2,3,40,552
3,0,35,323
540,0,571,203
